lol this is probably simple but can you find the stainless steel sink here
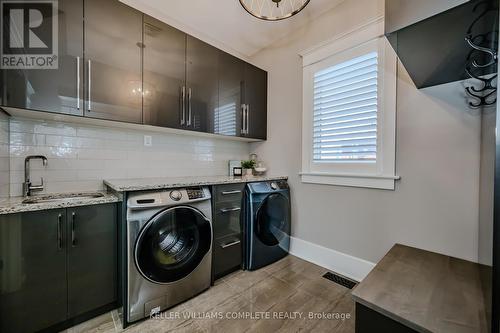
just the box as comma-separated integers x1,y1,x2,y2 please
22,192,105,204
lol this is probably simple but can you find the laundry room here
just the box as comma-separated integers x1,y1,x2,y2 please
0,0,498,332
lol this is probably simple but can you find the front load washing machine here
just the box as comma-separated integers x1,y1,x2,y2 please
126,186,212,323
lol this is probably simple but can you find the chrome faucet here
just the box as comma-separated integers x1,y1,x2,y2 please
23,155,48,197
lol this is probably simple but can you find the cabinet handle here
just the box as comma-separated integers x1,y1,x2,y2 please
246,104,250,135
181,86,186,126
71,212,76,247
221,240,241,249
76,56,80,110
221,190,242,195
220,207,241,213
241,104,246,135
87,59,92,111
57,213,63,250
187,87,192,126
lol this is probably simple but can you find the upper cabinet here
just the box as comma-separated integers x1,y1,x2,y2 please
0,0,267,140
84,0,143,123
0,0,84,116
217,52,245,137
243,64,267,140
217,55,268,140
185,36,219,133
143,15,186,129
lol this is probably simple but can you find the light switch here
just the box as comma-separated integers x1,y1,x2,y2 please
144,135,152,147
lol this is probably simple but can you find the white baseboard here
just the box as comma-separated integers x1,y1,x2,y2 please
289,236,376,282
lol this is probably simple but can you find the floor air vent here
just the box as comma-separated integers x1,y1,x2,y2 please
322,272,357,289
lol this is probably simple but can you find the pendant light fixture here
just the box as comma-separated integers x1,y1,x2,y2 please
239,0,311,21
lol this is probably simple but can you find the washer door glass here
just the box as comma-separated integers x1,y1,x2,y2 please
255,193,290,246
135,206,211,283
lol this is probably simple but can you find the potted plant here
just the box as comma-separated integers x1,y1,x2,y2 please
241,160,256,176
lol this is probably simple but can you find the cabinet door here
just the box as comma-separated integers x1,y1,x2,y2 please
186,36,219,133
67,204,117,317
84,0,142,123
0,0,83,116
244,64,268,140
143,15,186,129
217,52,244,137
0,210,67,333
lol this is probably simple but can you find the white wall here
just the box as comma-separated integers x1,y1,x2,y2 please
0,112,9,198
8,117,249,196
250,0,482,264
478,106,495,266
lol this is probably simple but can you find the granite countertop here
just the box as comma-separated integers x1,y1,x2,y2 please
104,175,288,192
0,192,121,215
351,244,488,333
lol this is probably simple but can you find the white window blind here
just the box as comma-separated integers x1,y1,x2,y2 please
214,102,237,136
313,52,378,162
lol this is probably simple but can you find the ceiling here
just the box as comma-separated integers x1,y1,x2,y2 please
120,0,345,59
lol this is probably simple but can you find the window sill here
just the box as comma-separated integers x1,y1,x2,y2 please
299,172,400,190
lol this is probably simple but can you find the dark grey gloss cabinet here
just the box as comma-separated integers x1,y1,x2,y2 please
0,209,68,333
217,52,245,137
0,0,267,140
143,18,219,134
0,204,117,333
83,0,143,123
0,0,84,116
216,55,268,140
143,15,186,129
67,204,116,318
243,64,268,140
212,184,245,281
185,36,219,133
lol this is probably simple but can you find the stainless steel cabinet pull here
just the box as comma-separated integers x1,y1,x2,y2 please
246,104,250,135
76,57,80,110
57,214,63,250
244,105,248,134
187,87,192,126
221,240,241,249
221,190,242,195
181,86,186,125
71,212,76,247
241,104,246,134
87,59,92,111
220,207,241,213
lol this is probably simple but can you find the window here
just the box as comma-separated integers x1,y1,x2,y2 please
301,20,398,190
313,52,378,162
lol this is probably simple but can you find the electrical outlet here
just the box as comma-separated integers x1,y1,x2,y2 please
144,135,152,147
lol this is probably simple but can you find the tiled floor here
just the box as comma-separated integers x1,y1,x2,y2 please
63,255,355,333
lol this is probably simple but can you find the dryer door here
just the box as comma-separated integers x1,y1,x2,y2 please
135,206,211,284
255,193,290,246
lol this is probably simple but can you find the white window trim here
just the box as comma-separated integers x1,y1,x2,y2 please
300,18,399,190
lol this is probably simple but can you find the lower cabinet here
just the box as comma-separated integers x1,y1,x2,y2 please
67,205,117,317
213,234,242,280
0,203,117,333
0,209,68,333
212,184,245,281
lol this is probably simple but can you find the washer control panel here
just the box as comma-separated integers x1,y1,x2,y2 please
186,187,205,200
169,190,182,201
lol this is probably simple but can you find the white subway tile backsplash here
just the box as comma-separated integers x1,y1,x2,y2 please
8,117,250,196
10,133,46,146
